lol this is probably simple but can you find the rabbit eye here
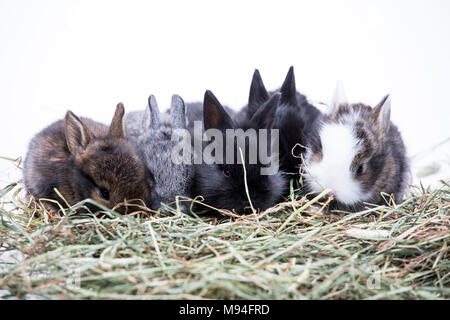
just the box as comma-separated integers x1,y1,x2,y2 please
356,164,365,176
99,188,110,200
222,167,231,178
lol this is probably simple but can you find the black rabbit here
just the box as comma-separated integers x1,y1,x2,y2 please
237,66,322,189
190,90,286,214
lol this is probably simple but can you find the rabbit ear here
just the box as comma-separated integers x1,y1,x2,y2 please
109,103,126,138
248,69,269,117
280,66,297,106
65,111,92,154
373,94,391,134
329,80,348,114
148,95,160,128
171,94,186,129
250,93,280,128
203,90,234,131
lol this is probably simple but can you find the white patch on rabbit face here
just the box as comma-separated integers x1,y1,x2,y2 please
305,122,368,206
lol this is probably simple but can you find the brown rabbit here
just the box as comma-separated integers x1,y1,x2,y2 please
23,104,151,214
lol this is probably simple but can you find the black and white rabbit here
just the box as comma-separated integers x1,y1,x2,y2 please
124,95,194,210
303,85,411,211
190,90,286,214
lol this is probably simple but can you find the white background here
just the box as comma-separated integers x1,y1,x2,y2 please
0,0,449,188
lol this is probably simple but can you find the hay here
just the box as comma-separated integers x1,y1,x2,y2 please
0,176,448,300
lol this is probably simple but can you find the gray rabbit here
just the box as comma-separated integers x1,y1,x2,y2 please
124,95,194,210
